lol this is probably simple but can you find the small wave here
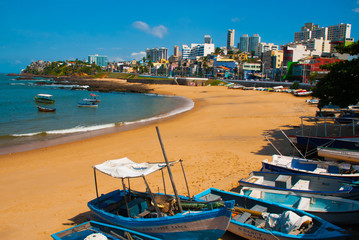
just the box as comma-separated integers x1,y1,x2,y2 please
41,84,89,89
9,83,26,86
12,131,46,137
46,124,115,134
125,96,194,125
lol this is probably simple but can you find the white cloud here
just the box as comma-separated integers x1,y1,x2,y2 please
353,7,359,12
132,21,168,39
131,51,146,59
232,17,240,22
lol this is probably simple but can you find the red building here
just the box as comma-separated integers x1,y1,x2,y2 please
309,58,342,73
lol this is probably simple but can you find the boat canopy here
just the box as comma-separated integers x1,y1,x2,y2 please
37,94,53,97
93,157,179,179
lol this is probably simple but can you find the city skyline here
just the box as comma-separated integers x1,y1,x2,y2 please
1,0,359,73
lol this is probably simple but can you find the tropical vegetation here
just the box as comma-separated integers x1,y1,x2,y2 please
312,41,359,108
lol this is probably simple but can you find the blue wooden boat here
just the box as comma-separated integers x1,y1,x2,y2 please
194,188,349,240
239,171,359,199
239,186,359,225
51,220,161,240
87,157,234,240
262,154,359,181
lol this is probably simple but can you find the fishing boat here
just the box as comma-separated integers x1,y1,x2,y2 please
293,90,312,97
261,154,359,181
83,93,101,103
317,147,359,163
239,171,359,199
34,93,55,104
37,105,56,112
239,186,359,225
87,127,234,240
78,101,98,107
288,135,359,158
194,188,349,240
51,220,161,240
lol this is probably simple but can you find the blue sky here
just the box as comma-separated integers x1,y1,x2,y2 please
1,0,358,73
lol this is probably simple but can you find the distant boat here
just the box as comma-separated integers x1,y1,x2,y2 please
51,220,161,240
293,90,312,97
78,101,98,107
83,93,101,103
34,94,55,104
240,186,359,225
37,106,56,112
194,188,349,240
239,171,359,199
306,98,319,104
262,154,359,181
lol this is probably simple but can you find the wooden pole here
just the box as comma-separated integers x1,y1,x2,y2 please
142,175,162,217
179,159,191,199
93,168,100,207
156,126,183,213
121,179,130,217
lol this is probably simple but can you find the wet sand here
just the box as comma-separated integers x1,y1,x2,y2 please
0,82,316,239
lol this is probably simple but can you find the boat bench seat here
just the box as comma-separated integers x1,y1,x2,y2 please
291,180,310,190
296,197,311,210
233,205,267,224
198,193,222,202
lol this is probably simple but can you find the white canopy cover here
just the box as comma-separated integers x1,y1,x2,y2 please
94,157,179,179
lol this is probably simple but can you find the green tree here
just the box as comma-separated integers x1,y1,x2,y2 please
312,41,359,108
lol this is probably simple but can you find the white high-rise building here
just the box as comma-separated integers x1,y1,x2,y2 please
256,42,279,56
182,43,215,60
227,29,235,50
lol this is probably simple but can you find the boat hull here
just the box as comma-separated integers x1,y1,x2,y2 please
51,220,161,240
88,190,233,240
317,147,359,163
289,135,359,157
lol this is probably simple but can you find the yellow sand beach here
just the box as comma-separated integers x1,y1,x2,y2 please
0,82,316,239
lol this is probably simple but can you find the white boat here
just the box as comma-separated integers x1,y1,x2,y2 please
261,154,359,181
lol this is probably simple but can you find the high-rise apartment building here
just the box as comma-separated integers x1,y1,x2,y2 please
327,23,351,40
88,54,108,67
204,35,213,44
146,47,168,62
294,22,351,42
227,29,235,50
249,34,261,53
181,45,191,60
174,45,180,57
256,42,278,56
239,34,249,52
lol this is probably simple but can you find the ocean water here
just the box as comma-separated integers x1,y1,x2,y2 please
0,74,193,153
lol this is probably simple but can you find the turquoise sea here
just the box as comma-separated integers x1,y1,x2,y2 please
0,73,193,154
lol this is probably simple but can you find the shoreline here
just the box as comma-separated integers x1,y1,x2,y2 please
0,93,194,155
0,84,317,240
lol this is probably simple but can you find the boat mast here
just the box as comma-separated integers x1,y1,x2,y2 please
156,126,183,213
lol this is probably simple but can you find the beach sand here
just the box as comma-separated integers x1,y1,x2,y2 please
0,81,316,239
